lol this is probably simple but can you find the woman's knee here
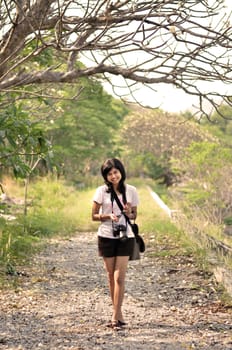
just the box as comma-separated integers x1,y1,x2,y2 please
114,272,126,286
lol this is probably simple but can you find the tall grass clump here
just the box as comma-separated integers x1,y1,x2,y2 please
24,178,98,236
0,178,99,279
134,182,198,258
0,217,42,283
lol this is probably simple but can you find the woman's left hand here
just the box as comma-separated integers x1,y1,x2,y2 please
123,203,132,216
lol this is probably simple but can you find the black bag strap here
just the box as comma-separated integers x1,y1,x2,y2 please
111,189,144,252
111,189,133,228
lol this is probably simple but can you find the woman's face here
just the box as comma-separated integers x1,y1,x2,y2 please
106,167,122,186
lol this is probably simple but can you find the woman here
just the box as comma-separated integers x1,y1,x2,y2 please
92,158,139,329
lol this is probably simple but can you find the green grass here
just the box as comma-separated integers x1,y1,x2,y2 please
0,177,224,288
25,179,99,236
0,178,99,282
136,184,198,258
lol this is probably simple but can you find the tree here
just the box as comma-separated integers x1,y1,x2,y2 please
47,79,128,181
0,99,51,178
0,0,231,118
181,141,232,225
120,105,215,181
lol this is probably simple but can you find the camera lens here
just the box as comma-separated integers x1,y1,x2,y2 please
112,222,120,237
119,226,128,242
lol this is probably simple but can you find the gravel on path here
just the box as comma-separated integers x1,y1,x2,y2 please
0,232,231,350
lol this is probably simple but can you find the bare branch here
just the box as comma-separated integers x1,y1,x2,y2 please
0,0,231,116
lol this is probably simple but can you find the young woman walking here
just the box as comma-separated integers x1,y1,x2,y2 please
92,158,139,329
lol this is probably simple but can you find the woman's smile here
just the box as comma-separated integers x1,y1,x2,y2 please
107,168,122,184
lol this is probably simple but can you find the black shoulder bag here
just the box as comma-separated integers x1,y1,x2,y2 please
111,189,145,255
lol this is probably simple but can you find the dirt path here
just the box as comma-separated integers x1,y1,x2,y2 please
0,232,232,350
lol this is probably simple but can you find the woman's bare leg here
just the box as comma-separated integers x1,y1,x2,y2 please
103,257,116,305
112,256,129,322
103,256,129,322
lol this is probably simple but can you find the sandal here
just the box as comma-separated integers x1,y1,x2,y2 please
111,321,122,330
106,320,126,329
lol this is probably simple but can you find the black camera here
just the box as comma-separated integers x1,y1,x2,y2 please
112,223,128,242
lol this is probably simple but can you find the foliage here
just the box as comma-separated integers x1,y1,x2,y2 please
0,1,231,117
120,106,214,182
167,106,232,240
0,178,199,276
186,141,232,171
0,70,128,182
202,105,232,145
0,98,51,178
47,81,128,181
24,179,99,235
223,217,232,225
131,180,202,258
166,137,232,266
0,218,40,276
0,179,99,274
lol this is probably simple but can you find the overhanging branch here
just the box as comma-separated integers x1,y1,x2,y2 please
0,0,231,116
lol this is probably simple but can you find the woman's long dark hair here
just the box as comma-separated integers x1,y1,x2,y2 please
101,158,127,204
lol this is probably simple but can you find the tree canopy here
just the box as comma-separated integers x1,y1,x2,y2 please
46,80,128,181
120,105,216,181
0,0,231,118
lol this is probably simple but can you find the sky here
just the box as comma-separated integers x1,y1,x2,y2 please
139,86,199,113
125,81,229,114
102,73,228,115
103,80,201,113
80,0,232,114
101,1,232,114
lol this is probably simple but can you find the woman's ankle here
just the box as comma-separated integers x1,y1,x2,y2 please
112,312,123,322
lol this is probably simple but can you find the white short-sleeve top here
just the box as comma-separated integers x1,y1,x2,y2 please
93,184,139,239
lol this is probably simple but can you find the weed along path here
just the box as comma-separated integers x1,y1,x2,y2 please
0,232,232,350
